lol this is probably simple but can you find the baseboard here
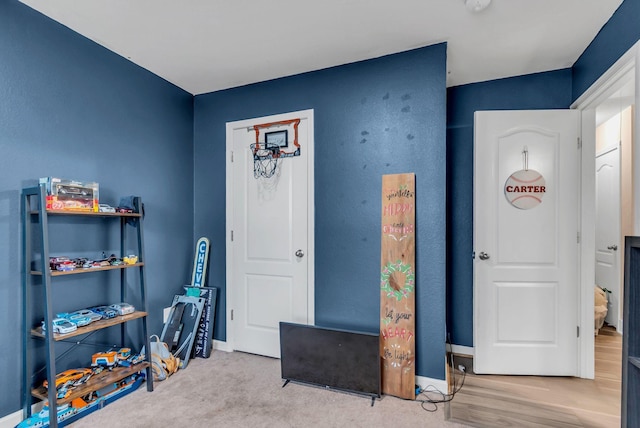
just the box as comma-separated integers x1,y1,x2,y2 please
415,375,448,394
450,344,473,356
0,402,43,428
213,339,233,352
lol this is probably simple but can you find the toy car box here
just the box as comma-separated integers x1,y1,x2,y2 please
39,177,99,212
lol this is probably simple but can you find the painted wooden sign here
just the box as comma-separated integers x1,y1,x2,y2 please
380,173,416,399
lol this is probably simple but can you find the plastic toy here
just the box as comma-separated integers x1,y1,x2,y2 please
49,256,75,271
43,368,92,389
98,204,116,213
116,348,131,360
57,312,92,327
42,318,77,335
109,302,135,315
17,373,145,428
91,351,118,367
123,255,138,265
70,309,103,323
89,305,117,319
116,207,133,213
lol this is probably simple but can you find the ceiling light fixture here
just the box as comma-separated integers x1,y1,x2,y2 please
465,0,491,13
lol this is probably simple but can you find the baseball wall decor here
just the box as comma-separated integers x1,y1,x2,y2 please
505,145,546,210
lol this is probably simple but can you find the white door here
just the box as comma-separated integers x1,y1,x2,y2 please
595,146,621,330
474,110,580,375
226,110,314,358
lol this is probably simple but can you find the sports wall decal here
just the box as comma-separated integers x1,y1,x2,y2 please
380,173,416,400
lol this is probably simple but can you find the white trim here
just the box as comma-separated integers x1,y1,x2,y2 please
0,402,44,428
571,41,638,111
450,344,474,356
571,40,639,379
579,108,596,380
416,375,448,395
225,109,315,353
213,339,233,353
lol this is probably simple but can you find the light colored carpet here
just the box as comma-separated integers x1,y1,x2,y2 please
70,350,466,427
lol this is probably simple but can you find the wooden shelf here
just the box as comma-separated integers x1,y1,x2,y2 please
629,356,640,370
31,210,141,218
31,363,149,405
32,311,148,341
32,262,144,276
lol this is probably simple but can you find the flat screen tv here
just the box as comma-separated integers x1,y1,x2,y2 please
279,322,381,400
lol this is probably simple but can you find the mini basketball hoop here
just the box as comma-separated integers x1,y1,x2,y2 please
250,142,281,179
249,118,301,179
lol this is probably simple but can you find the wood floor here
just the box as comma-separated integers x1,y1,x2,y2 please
445,326,622,427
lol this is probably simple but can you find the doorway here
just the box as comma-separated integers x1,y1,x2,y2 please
594,81,635,335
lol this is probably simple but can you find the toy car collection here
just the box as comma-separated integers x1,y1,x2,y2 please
109,302,135,315
48,253,139,272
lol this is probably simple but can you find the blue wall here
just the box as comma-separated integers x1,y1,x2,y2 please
194,44,448,380
572,0,640,101
0,1,194,417
446,70,573,346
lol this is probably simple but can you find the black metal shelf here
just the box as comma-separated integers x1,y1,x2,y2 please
21,184,153,428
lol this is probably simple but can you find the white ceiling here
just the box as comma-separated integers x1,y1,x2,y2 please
20,0,623,95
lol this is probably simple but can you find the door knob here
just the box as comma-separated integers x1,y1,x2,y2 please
295,249,305,258
478,251,490,260
607,245,618,251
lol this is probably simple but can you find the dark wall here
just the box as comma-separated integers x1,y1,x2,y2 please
194,44,448,380
572,0,640,101
0,1,194,417
446,70,573,346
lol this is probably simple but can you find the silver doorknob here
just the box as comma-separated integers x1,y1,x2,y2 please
295,249,304,258
607,245,618,251
478,252,490,260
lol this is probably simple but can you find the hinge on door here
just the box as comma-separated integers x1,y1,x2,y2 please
231,309,234,321
231,230,234,241
577,137,581,149
577,232,580,244
231,151,234,162
577,326,580,337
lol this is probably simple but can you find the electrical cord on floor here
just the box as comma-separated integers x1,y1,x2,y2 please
415,336,467,412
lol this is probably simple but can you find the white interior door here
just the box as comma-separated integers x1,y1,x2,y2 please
595,146,621,330
226,110,314,358
474,110,580,375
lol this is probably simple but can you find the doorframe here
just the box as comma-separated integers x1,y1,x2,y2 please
572,41,639,379
224,109,316,352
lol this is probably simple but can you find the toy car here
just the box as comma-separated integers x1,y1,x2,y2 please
57,312,92,327
89,305,117,319
92,351,118,367
70,309,103,323
98,204,116,213
117,348,131,360
49,257,75,271
42,318,77,335
43,368,92,389
123,255,138,265
116,207,133,213
109,302,135,315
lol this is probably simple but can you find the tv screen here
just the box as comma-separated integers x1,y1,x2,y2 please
279,322,380,398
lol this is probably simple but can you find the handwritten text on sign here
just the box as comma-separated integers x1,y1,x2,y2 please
380,174,416,400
